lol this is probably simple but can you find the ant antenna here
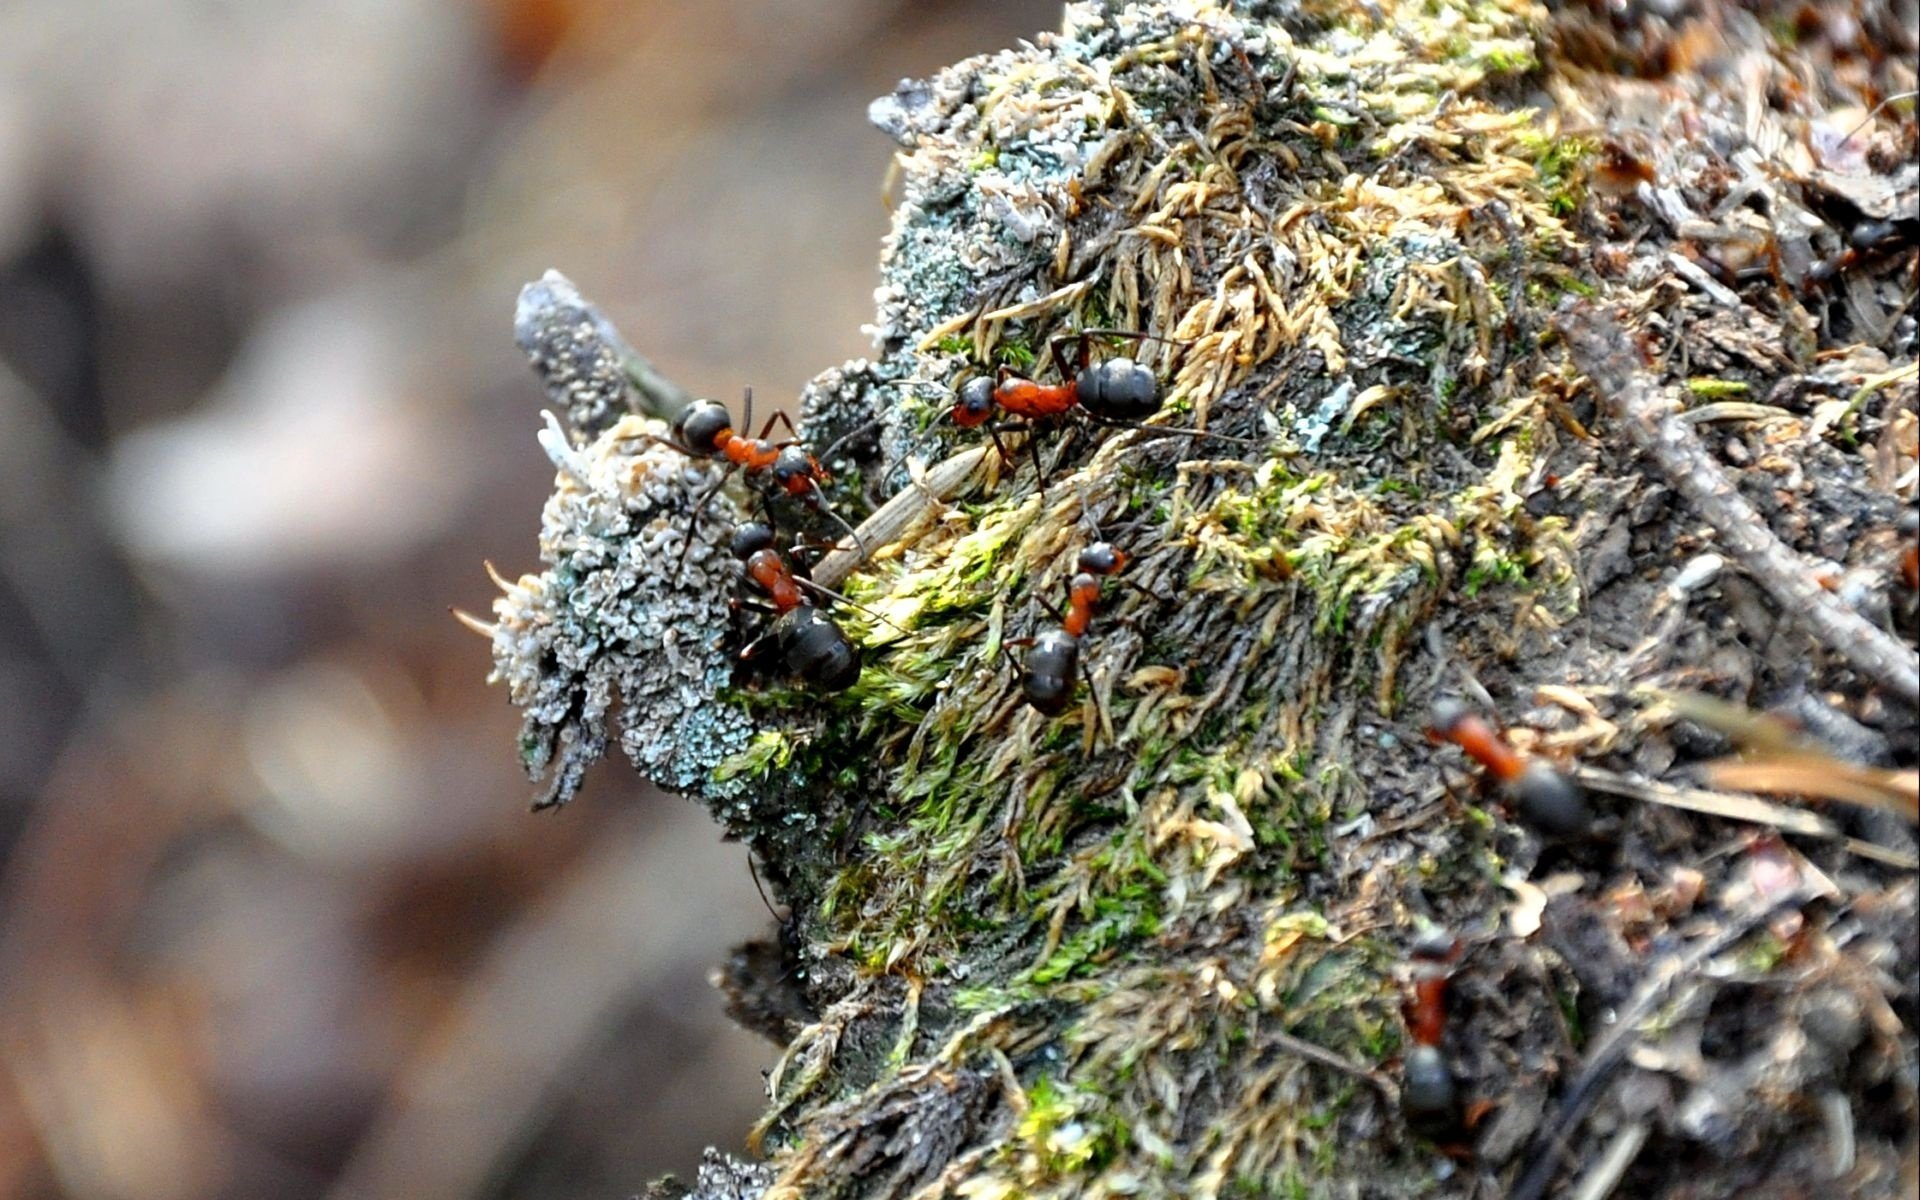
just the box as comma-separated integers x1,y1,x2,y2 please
1841,90,1919,145
791,576,907,634
746,853,784,922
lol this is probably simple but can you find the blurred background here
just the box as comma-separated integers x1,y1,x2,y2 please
0,1,1057,1197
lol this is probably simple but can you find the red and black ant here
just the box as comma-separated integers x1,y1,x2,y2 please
1015,540,1132,715
1427,698,1592,838
1897,509,1918,592
730,521,862,692
630,390,865,561
947,330,1254,471
1401,930,1462,1135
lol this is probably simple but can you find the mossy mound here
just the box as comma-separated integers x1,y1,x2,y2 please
492,1,1918,1195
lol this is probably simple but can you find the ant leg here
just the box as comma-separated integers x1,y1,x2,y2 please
817,417,882,466
999,636,1034,678
675,467,736,580
1047,331,1090,382
1027,424,1050,492
757,407,802,443
984,422,1020,468
613,428,684,453
791,576,905,633
1074,328,1194,349
741,386,755,439
738,631,778,664
805,479,869,559
1120,577,1164,602
1083,412,1262,447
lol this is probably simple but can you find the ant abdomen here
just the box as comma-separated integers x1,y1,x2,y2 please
1075,357,1160,420
774,606,862,691
1021,628,1081,714
1400,1044,1459,1134
674,400,735,455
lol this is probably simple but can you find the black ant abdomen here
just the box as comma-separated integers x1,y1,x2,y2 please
1400,1044,1459,1134
1512,760,1591,839
674,399,735,455
1021,628,1082,714
1075,356,1161,420
774,606,862,691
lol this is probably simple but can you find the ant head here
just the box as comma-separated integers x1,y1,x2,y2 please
1426,697,1471,739
674,400,734,454
772,446,825,495
1408,928,1459,964
1077,357,1160,420
730,522,776,561
1077,542,1129,576
950,376,996,428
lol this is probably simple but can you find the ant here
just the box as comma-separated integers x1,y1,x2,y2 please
630,389,864,563
1427,699,1592,838
1401,930,1462,1135
1898,509,1917,592
948,330,1254,471
1802,217,1919,292
730,520,862,692
1015,540,1132,715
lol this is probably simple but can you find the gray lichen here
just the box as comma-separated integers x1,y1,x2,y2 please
484,419,752,808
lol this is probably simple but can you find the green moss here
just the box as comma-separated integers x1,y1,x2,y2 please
711,729,795,784
1685,377,1751,398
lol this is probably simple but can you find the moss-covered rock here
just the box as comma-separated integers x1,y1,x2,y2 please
488,1,1918,1195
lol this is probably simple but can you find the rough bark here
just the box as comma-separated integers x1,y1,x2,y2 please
487,1,1919,1196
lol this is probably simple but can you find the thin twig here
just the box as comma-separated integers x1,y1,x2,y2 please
1570,764,1919,868
1567,1120,1650,1200
1559,304,1920,708
1269,1029,1400,1107
810,447,991,590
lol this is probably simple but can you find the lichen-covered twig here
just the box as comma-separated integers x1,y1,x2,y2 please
515,270,694,436
1560,304,1920,709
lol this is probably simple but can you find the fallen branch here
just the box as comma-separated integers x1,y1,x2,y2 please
1559,304,1920,708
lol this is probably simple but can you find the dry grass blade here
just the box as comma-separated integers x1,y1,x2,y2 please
1702,758,1919,824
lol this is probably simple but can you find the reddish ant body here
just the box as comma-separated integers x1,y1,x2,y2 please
676,399,832,504
948,331,1252,471
1019,542,1130,715
1428,699,1592,838
1898,510,1918,592
951,347,1165,427
1401,931,1462,1134
632,391,863,556
731,522,861,692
